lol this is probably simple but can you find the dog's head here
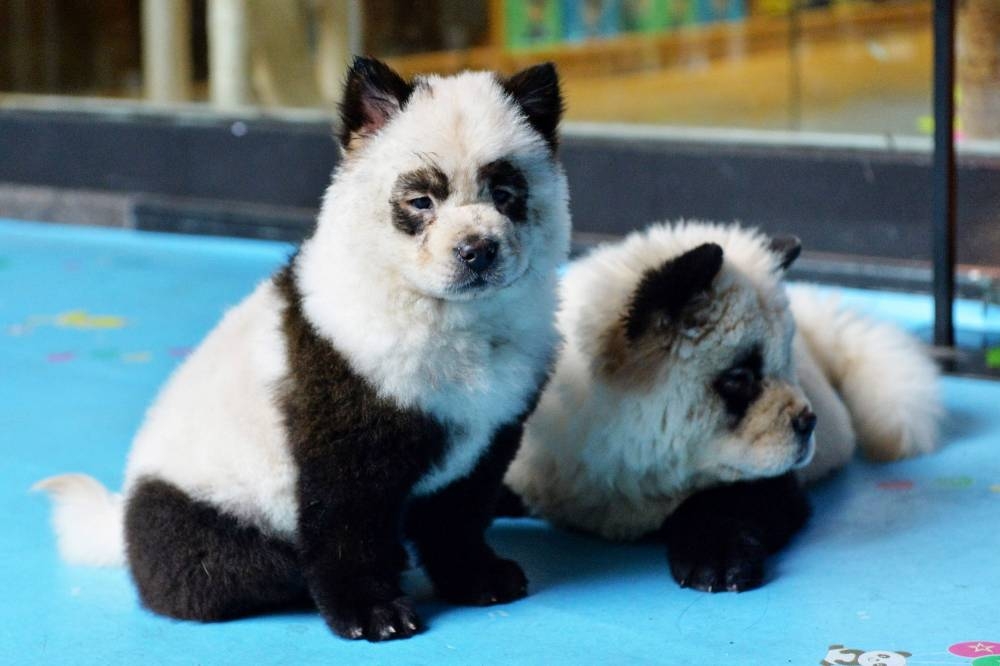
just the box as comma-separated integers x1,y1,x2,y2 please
326,58,569,301
569,223,815,484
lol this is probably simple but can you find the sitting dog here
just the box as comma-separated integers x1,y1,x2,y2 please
36,58,570,641
505,221,940,592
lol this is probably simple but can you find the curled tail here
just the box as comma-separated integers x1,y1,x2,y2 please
33,474,126,567
788,285,941,462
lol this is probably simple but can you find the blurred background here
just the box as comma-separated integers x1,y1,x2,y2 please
4,0,992,132
4,0,1000,134
1,1,998,308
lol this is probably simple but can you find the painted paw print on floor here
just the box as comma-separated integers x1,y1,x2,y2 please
821,645,910,666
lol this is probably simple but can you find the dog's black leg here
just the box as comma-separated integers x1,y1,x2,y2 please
660,472,810,592
294,446,426,643
406,423,528,606
494,483,529,518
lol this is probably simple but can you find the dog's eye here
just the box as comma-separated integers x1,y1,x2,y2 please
718,367,755,393
408,196,433,211
491,187,513,207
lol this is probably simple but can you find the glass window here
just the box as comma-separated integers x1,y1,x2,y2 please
0,0,958,138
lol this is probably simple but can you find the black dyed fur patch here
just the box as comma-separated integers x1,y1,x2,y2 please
501,63,564,153
623,243,724,342
339,57,413,151
495,484,529,518
390,166,451,235
478,159,529,223
125,477,308,622
406,419,533,606
660,472,811,593
768,235,802,271
396,165,451,201
713,346,765,424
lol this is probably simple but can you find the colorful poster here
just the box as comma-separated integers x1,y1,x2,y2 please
562,0,622,41
620,0,668,33
506,0,563,49
666,0,698,27
694,0,746,23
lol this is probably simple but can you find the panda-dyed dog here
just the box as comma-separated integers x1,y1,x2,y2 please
35,58,570,641
504,221,940,592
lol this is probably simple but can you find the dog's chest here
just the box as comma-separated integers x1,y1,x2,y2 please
408,333,540,496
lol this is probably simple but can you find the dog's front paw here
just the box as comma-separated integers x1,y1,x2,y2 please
666,525,768,593
435,555,528,606
323,595,423,642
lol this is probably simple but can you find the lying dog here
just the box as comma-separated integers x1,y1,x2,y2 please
36,58,570,641
505,221,940,591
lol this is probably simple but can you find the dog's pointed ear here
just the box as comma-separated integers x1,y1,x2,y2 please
338,57,413,152
502,62,563,152
624,243,724,341
768,235,801,271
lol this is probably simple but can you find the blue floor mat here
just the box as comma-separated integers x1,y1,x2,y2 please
2,219,998,665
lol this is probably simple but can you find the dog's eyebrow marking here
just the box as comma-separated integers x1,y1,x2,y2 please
478,158,529,223
394,165,450,202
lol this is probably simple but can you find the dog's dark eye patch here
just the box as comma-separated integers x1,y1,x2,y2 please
390,166,450,235
713,346,764,424
478,159,528,223
395,166,450,201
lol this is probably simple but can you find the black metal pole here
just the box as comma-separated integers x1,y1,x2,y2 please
932,0,956,347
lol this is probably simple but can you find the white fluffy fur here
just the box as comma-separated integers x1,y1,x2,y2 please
32,474,125,566
506,221,941,540
38,71,570,564
789,284,941,470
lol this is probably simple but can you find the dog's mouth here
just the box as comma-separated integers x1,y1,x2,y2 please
456,274,494,291
792,434,816,468
448,261,530,298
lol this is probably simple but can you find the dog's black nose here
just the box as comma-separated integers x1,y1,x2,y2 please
456,237,499,273
792,408,817,440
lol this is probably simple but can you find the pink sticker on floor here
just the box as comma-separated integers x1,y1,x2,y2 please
950,642,1000,658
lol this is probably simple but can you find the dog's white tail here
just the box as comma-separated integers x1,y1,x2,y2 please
788,285,941,462
33,474,126,567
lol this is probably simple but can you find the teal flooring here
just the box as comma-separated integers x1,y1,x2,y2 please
2,219,998,665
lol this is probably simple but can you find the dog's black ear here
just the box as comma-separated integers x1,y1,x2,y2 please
624,243,724,341
502,63,563,152
338,57,413,152
768,235,801,271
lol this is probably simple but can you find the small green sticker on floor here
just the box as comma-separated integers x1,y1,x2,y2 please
936,476,974,489
986,347,1000,369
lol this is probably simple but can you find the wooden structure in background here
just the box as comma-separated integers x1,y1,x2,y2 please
142,0,192,102
207,0,251,107
385,2,933,128
958,0,1000,138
